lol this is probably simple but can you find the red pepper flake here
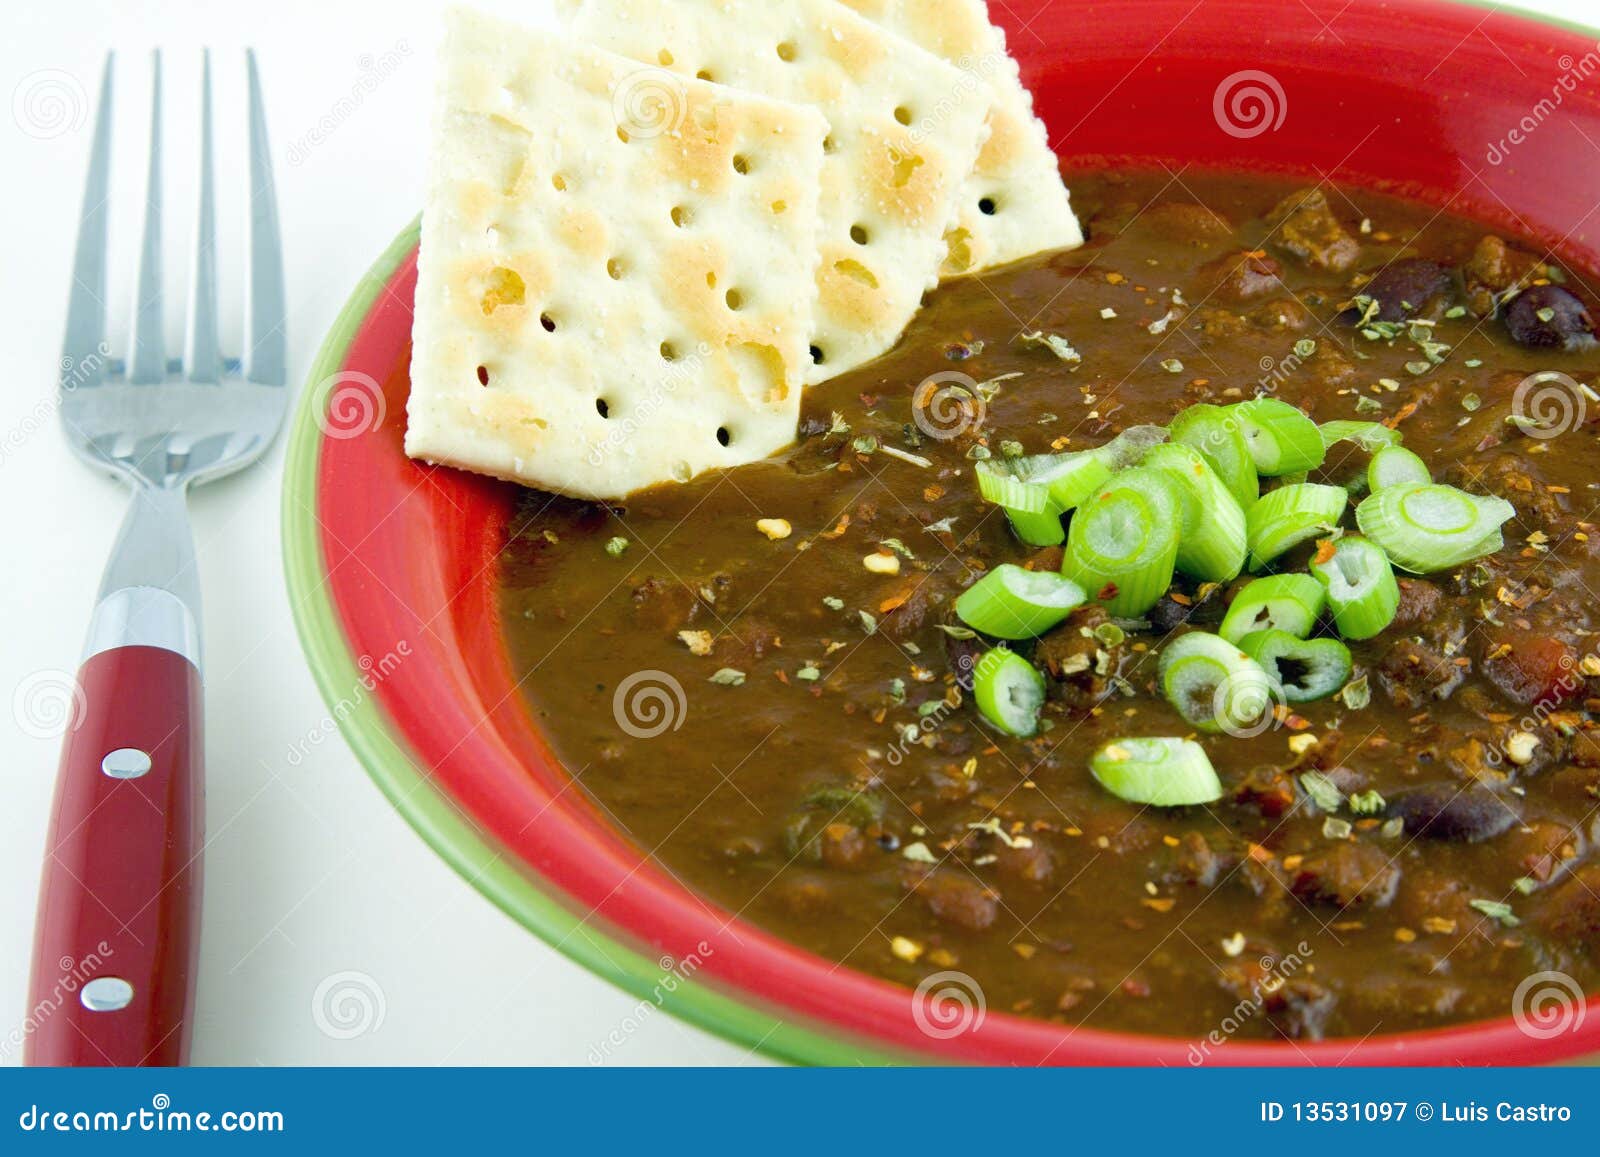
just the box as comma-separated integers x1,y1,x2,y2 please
1384,400,1419,429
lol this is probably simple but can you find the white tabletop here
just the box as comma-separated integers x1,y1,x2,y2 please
1,0,1591,1066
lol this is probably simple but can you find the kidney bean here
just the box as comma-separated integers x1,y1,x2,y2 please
1386,784,1519,843
1345,259,1453,322
1503,284,1597,350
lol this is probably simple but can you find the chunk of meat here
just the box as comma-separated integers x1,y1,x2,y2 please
1197,250,1284,301
1165,831,1240,888
1530,866,1600,968
1266,188,1359,271
1464,234,1543,317
1390,579,1443,632
1446,452,1566,531
1292,842,1401,909
1134,201,1235,245
912,870,1000,932
1376,636,1467,707
1479,629,1581,709
1216,953,1336,1041
1034,604,1126,711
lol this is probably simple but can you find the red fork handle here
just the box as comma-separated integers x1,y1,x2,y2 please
25,644,203,1066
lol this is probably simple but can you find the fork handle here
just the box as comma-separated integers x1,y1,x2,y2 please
26,641,204,1066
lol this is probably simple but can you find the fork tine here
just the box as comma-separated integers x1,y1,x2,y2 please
184,48,221,383
128,51,165,384
243,49,286,387
61,53,114,393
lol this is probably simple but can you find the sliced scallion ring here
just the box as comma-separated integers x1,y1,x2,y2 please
1246,482,1349,570
1218,573,1327,642
1354,483,1515,573
1062,468,1181,617
1141,443,1248,582
971,647,1046,737
1310,536,1400,640
1232,397,1326,475
1089,737,1223,807
1319,420,1402,451
955,564,1086,640
1170,403,1259,510
1157,632,1277,735
1367,444,1431,490
974,457,1055,513
1007,451,1113,511
1004,506,1066,546
1236,630,1353,703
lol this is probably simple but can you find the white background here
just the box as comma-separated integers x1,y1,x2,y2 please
0,0,1591,1066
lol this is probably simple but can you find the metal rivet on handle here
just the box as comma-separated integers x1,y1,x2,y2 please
101,748,152,779
80,977,134,1011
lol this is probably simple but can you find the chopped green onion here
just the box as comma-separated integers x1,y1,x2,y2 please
1006,451,1112,511
1311,536,1400,640
1354,483,1515,573
1366,444,1431,490
1232,398,1326,475
1004,506,1065,546
1062,468,1181,617
955,565,1086,640
1098,424,1172,467
1142,443,1248,582
1246,483,1349,570
1319,420,1401,451
1218,573,1327,642
971,648,1046,737
1237,630,1353,702
974,457,1054,513
1170,403,1259,509
1158,632,1276,735
1089,737,1223,807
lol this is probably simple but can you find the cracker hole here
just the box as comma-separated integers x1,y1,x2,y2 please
732,153,750,174
810,344,825,366
660,341,679,362
552,173,568,191
725,288,745,311
770,200,787,214
540,312,557,333
476,365,490,386
706,271,717,289
671,205,692,228
616,126,630,144
833,259,879,289
849,223,869,246
894,106,913,126
607,257,625,280
978,196,998,216
658,49,675,66
716,426,731,447
776,41,797,62
596,397,611,418
695,68,714,81
822,134,837,154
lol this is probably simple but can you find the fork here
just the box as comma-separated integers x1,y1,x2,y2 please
25,49,285,1067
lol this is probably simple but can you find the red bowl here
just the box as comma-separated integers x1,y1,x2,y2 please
285,0,1600,1063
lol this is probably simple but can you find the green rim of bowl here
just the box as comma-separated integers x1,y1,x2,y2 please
280,218,905,1066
